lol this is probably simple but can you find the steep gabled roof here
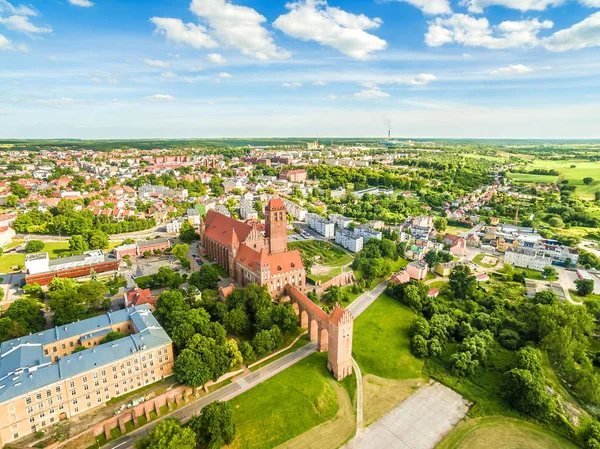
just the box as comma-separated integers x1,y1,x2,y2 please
204,210,253,247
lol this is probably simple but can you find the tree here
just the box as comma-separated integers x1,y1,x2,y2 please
322,286,348,306
504,368,554,421
584,177,594,185
548,216,564,228
77,281,108,310
88,231,108,250
239,341,256,364
189,264,220,291
223,308,250,336
6,194,17,207
179,221,199,243
434,217,447,232
542,266,558,281
533,290,559,305
135,418,196,449
189,401,235,449
174,348,213,387
68,234,89,252
410,334,429,358
48,277,78,292
576,279,595,297
4,298,44,334
171,243,189,260
10,182,29,199
48,289,86,326
25,240,45,253
449,265,477,300
100,331,128,344
225,340,243,369
596,191,600,201
449,351,478,376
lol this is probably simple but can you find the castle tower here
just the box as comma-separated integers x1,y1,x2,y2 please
265,197,287,255
327,306,354,380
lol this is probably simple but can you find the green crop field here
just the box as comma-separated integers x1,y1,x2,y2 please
436,416,579,449
353,293,424,379
228,352,339,449
510,159,600,200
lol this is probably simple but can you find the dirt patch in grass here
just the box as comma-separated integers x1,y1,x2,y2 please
362,374,425,425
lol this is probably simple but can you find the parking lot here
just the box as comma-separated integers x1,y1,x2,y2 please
345,382,469,449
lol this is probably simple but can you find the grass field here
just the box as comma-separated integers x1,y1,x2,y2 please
436,416,580,449
353,293,424,379
288,240,353,267
228,352,339,449
510,159,600,200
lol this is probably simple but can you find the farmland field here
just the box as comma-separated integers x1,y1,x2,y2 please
509,159,600,200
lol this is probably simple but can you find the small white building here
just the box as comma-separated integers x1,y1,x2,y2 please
355,225,383,241
306,213,335,238
166,218,185,234
335,229,363,253
187,209,201,226
239,199,258,220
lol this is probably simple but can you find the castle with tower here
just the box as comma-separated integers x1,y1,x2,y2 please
199,197,354,380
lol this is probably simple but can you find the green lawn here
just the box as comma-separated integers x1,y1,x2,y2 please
353,293,424,379
510,159,600,200
499,266,543,280
228,352,339,449
289,240,354,267
436,416,580,449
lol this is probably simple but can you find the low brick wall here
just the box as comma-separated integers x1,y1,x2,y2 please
321,271,355,290
46,385,194,449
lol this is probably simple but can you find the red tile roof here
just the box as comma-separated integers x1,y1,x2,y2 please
204,210,252,247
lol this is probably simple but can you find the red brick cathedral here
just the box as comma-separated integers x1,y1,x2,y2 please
200,198,306,297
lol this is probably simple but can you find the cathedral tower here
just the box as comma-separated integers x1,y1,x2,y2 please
265,197,287,255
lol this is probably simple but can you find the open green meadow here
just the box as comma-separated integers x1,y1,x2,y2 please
228,352,339,449
353,293,424,379
436,416,580,449
509,159,600,200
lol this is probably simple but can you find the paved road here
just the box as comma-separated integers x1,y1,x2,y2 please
343,382,469,449
352,358,364,431
108,342,318,449
348,280,388,318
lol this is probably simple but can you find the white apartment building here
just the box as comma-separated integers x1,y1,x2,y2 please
329,214,353,229
335,229,363,253
306,213,335,238
281,199,307,221
354,225,383,241
166,218,185,234
504,248,552,272
239,199,258,220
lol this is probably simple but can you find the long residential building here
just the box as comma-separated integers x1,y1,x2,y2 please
504,247,553,272
306,213,335,238
0,306,173,447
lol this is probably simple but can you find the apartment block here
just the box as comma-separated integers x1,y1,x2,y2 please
335,229,363,253
0,306,173,447
504,247,553,272
306,213,335,238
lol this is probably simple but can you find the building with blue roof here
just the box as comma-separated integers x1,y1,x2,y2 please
0,305,173,447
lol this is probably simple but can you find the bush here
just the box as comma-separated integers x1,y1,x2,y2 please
25,240,45,253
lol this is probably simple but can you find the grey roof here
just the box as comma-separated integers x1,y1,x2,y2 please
0,305,171,403
137,238,169,249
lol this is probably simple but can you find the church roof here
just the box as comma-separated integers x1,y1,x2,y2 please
204,210,252,247
235,245,304,276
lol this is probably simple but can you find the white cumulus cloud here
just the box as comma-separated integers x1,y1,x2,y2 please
353,88,390,99
218,72,232,78
282,82,302,88
313,80,327,86
143,58,170,68
145,94,176,102
0,32,11,49
490,64,534,75
393,0,452,15
0,0,37,16
190,0,289,60
425,14,553,49
68,0,93,7
542,12,600,51
206,53,226,63
0,14,51,34
460,0,562,13
150,17,218,49
273,0,386,60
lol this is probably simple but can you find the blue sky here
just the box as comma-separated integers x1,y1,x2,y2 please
1,0,600,139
